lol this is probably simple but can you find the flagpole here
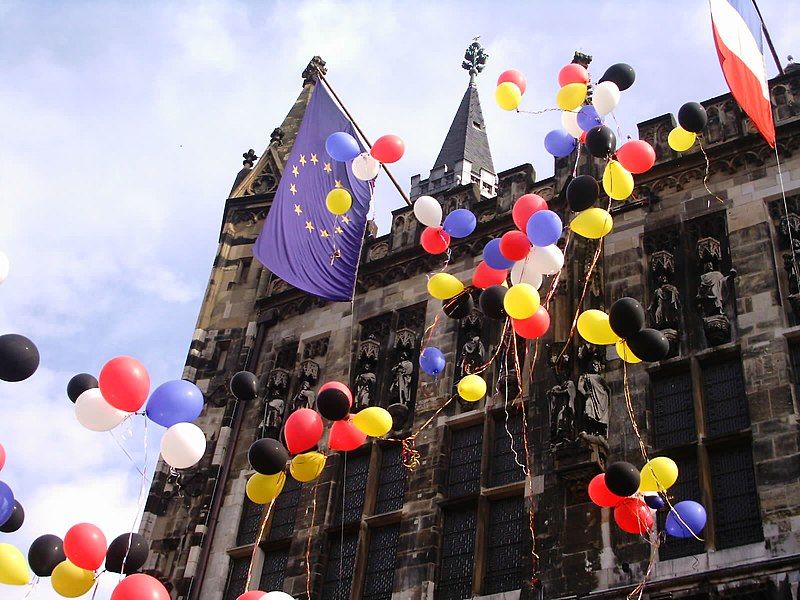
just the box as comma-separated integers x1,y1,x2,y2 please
317,73,413,207
750,0,785,75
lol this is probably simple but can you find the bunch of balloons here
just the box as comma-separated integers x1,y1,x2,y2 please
414,196,478,256
668,101,708,152
324,131,404,189
0,445,23,536
495,69,526,111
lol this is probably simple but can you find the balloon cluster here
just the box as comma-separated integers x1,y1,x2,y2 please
0,444,24,536
668,102,708,152
495,69,526,111
414,196,477,255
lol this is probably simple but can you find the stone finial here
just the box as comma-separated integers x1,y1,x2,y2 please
270,127,285,146
242,149,257,168
462,38,488,83
302,56,328,86
572,51,592,68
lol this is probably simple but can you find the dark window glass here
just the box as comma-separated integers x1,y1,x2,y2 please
447,425,483,498
237,497,264,546
651,370,696,448
362,524,401,600
268,477,301,541
658,453,705,560
790,343,800,398
703,360,750,437
484,496,526,594
334,453,371,526
258,547,289,593
436,505,477,600
222,556,249,600
375,445,407,514
490,411,525,486
709,444,763,549
320,530,359,600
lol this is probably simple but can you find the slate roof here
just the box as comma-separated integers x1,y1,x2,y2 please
432,82,495,175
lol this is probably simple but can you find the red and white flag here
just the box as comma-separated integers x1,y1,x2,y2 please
709,0,775,147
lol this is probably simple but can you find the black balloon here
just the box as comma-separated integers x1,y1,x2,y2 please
387,402,410,431
599,63,636,91
248,438,288,475
230,371,258,401
105,532,149,574
443,292,474,319
627,328,670,362
609,297,645,340
0,500,23,532
317,387,351,421
67,373,99,403
678,101,708,133
0,334,39,382
567,175,599,212
585,126,617,158
479,285,507,319
605,461,641,497
28,534,66,577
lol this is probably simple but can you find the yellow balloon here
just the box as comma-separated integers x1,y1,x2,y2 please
503,283,540,319
246,471,286,504
577,309,620,345
51,560,93,598
495,82,522,111
0,543,30,586
427,273,464,300
602,160,634,201
639,456,679,492
457,374,486,402
290,452,327,482
326,188,352,215
570,207,613,239
668,126,696,152
556,83,587,111
352,406,393,437
615,339,641,364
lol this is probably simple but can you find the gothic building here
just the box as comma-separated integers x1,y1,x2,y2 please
140,49,800,599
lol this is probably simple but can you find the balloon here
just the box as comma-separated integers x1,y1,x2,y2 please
526,210,563,247
105,533,149,574
479,285,507,319
329,420,367,452
577,105,603,131
64,523,106,571
639,456,679,492
585,126,616,158
317,382,353,421
644,493,665,510
472,261,507,290
370,134,404,163
0,543,29,586
577,310,620,345
0,443,4,471
443,209,476,238
427,273,464,300
557,63,589,87
51,560,93,597
499,231,531,261
627,328,670,362
604,462,641,497
495,82,522,111
483,239,514,270
668,126,696,152
145,380,204,428
75,389,128,432
570,207,613,239
529,244,564,275
290,452,327,482
351,152,381,181
230,371,259,401
0,482,13,526
510,258,543,289
160,422,206,469
0,252,8,284
665,501,707,539
387,402,410,431
325,132,360,162
420,227,451,255
443,292,474,319
678,102,707,133
556,83,587,111
67,373,99,403
0,501,23,533
512,194,547,231
615,339,641,364
512,306,550,339
602,160,634,201
248,438,289,475
599,63,636,91
561,109,582,139
566,175,599,212
614,498,654,535
609,297,646,339
28,534,65,577
592,81,620,116
246,472,286,504
457,374,486,402
263,593,294,600
588,474,625,507
0,334,39,382
283,408,324,454
99,356,150,412
325,188,352,215
497,69,526,94
544,129,577,158
413,195,442,227
419,347,446,376
352,406,393,437
110,573,169,600
504,284,540,320
616,140,656,174
238,593,268,600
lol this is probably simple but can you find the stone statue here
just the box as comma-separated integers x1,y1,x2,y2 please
695,237,736,346
389,351,414,407
290,380,316,412
460,335,485,377
696,261,735,317
547,352,576,447
650,274,681,328
354,369,376,410
576,345,610,439
260,397,285,439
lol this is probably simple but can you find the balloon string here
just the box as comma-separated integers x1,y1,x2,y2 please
773,143,800,307
121,415,149,579
697,137,725,205
398,394,456,471
339,453,347,584
502,336,525,474
515,107,562,116
108,424,145,477
305,478,320,600
245,498,276,591
23,576,38,599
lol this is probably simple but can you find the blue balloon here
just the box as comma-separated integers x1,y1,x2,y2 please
577,105,603,131
443,209,477,238
325,132,360,162
0,481,14,527
145,380,205,428
483,239,514,270
544,129,578,158
644,494,665,510
526,209,563,247
665,500,707,539
419,347,446,376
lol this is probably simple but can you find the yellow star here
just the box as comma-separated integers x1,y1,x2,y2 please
334,226,344,234
310,153,319,165
323,162,332,173
289,183,297,195
293,204,302,215
291,165,299,177
341,215,350,225
305,221,314,232
320,229,330,238
299,154,307,166
334,180,343,189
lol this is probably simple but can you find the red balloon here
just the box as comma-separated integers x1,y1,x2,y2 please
329,419,367,452
0,443,5,471
579,131,588,144
64,523,107,571
99,356,150,412
588,473,625,507
497,69,527,95
512,194,547,231
111,574,170,600
512,307,550,339
557,63,589,87
499,231,531,261
370,134,405,163
283,408,323,454
237,593,268,600
420,227,451,255
614,498,654,534
616,140,656,174
318,381,353,406
472,261,507,289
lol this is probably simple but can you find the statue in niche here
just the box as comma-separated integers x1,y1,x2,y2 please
260,368,289,439
695,237,736,345
389,351,414,407
354,335,381,410
354,368,376,410
648,250,681,357
290,380,316,412
779,214,800,315
576,344,610,439
547,351,576,447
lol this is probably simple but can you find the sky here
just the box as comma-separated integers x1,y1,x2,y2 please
0,1,797,598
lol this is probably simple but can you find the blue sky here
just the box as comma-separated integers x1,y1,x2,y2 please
0,1,797,597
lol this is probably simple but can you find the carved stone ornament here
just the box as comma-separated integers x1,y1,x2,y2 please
648,249,681,357
695,236,736,345
462,39,488,77
576,344,610,440
394,327,417,352
298,359,319,386
302,56,327,86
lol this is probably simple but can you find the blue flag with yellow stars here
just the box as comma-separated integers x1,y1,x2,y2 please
254,83,373,302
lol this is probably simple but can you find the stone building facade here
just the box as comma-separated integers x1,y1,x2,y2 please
140,53,800,599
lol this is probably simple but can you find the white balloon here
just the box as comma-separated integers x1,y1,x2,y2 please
592,81,620,116
413,195,442,227
529,244,564,276
351,152,380,181
561,109,582,139
264,593,294,600
510,257,544,289
161,422,206,469
75,388,128,432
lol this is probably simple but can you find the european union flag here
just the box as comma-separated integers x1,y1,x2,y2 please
254,83,373,301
